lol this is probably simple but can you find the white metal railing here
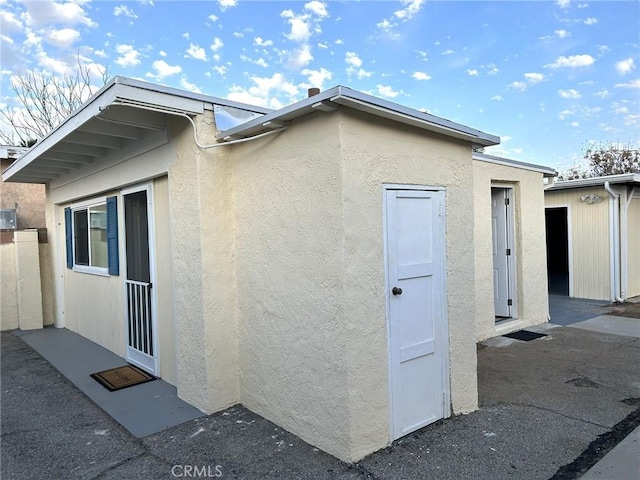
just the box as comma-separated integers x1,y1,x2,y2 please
126,280,153,356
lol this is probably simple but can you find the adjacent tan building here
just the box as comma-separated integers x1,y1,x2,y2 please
545,174,640,301
2,77,555,462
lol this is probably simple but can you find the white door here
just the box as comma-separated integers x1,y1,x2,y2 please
123,184,158,375
386,188,449,440
491,188,512,318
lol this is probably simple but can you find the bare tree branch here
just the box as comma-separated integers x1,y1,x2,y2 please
0,57,108,146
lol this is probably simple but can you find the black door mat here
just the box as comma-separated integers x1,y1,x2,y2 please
91,365,156,391
503,330,548,341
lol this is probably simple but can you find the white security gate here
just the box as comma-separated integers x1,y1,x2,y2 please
123,185,158,375
385,187,450,440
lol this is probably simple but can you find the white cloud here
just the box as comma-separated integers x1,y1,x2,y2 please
185,43,207,61
571,121,579,127
483,63,499,75
394,0,425,21
345,51,362,68
545,54,595,68
46,28,80,48
213,65,227,76
615,79,640,89
179,77,202,93
317,42,328,49
614,106,629,115
283,12,312,43
508,81,528,92
233,32,244,38
615,58,635,75
227,73,299,109
524,72,545,84
304,1,329,18
376,84,400,98
254,37,273,47
301,67,332,89
0,10,23,32
555,29,570,38
218,0,237,11
159,50,167,57
208,14,218,22
584,17,598,25
441,49,455,55
210,37,224,52
114,5,137,19
287,44,313,69
556,0,570,8
467,69,478,76
558,109,573,120
94,49,107,58
595,89,609,98
491,95,503,101
377,0,425,36
255,58,268,68
559,88,581,98
23,1,97,28
114,44,140,67
412,71,431,80
147,60,182,80
335,39,343,45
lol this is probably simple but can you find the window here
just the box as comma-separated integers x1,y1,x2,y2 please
65,196,119,276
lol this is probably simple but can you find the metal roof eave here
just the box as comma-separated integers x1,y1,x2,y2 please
473,152,557,177
2,76,273,184
547,173,640,190
217,85,500,147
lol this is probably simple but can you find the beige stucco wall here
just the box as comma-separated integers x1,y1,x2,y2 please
1,242,18,330
167,114,239,413
1,158,46,229
627,197,640,298
230,109,478,462
545,187,611,300
473,161,549,341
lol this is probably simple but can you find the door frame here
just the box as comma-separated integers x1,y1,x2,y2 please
491,185,518,319
121,182,159,375
544,204,574,297
382,183,451,442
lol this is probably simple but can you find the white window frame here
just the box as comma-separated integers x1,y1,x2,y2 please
69,195,110,277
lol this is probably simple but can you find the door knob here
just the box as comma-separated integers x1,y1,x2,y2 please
392,287,403,296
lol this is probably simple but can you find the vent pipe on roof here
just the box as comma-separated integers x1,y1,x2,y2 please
308,88,320,97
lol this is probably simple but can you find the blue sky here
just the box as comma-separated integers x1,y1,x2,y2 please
1,0,638,171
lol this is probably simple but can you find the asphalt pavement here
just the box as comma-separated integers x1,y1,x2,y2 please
1,300,639,479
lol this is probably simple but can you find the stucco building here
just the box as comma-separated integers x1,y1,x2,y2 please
2,77,555,462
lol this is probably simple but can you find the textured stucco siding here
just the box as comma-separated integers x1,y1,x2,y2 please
167,114,239,413
627,197,640,298
229,109,480,462
473,161,549,341
545,187,611,300
1,242,18,330
338,110,478,448
231,113,351,459
1,158,46,229
153,176,177,385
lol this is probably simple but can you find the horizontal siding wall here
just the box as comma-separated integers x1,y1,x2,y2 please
545,187,611,300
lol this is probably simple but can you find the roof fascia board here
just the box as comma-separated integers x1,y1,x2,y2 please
113,76,273,114
548,173,640,190
217,85,500,146
333,87,499,145
473,152,556,177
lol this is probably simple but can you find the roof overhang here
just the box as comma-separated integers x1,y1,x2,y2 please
217,86,501,148
473,152,557,177
2,77,271,184
546,173,640,191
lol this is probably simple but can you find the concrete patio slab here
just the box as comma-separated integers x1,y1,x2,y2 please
568,315,640,338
